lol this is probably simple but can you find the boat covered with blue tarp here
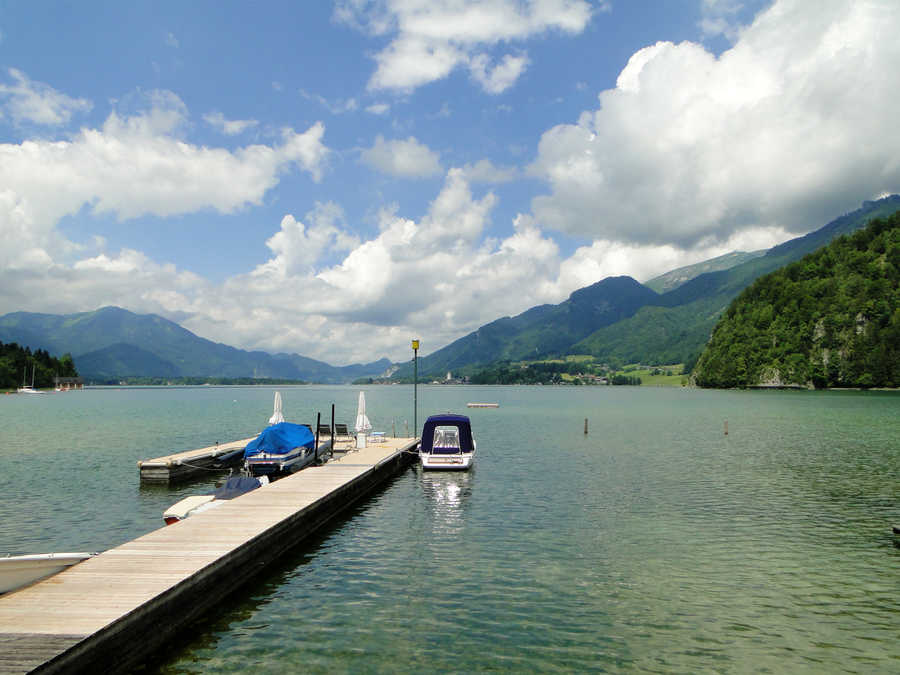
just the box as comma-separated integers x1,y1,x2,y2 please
243,422,315,458
243,422,318,476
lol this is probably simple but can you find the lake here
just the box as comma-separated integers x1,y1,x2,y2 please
1,385,898,672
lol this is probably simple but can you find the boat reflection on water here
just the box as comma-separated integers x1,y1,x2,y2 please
418,468,474,536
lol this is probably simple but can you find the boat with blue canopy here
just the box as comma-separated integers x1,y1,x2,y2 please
419,413,476,471
243,422,318,477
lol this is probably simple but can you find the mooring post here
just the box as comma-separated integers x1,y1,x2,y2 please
315,412,321,461
392,418,396,438
331,404,335,457
584,418,588,434
724,420,728,436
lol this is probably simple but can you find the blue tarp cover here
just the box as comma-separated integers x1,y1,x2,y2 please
420,414,475,454
212,476,265,500
243,422,315,458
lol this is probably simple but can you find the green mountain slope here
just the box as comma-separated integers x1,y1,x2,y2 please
0,307,390,383
394,276,660,378
74,343,183,378
692,212,900,388
573,196,900,365
643,250,765,293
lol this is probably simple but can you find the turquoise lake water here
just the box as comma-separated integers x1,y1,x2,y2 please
1,385,898,672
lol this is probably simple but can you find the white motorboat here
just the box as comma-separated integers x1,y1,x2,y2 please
0,552,96,594
419,413,476,471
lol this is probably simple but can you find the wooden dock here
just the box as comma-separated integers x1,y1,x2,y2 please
0,436,418,674
138,437,257,483
139,430,354,483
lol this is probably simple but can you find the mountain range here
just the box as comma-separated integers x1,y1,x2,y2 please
394,195,900,378
3,195,898,383
0,307,390,384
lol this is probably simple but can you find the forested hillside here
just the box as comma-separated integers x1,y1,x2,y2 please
0,342,79,389
573,196,900,366
693,213,900,388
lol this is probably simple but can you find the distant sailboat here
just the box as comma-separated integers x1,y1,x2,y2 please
17,365,41,394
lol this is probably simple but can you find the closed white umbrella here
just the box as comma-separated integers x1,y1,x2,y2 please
268,391,285,425
355,391,372,434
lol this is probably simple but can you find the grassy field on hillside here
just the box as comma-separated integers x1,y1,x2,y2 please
613,364,686,386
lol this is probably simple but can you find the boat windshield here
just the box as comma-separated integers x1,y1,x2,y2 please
432,427,461,454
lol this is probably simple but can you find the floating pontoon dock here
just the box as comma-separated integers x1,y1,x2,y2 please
138,431,348,483
0,436,418,674
138,438,256,483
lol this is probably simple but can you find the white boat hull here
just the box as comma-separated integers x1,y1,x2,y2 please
0,553,95,594
245,446,318,476
420,450,475,471
163,495,218,524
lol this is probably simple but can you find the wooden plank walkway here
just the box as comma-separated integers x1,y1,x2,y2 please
0,436,418,674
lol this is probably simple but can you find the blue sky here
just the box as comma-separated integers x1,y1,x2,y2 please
1,1,898,365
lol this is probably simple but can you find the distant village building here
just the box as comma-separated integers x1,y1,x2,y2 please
433,371,468,385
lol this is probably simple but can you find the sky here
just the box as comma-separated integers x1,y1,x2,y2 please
1,0,898,366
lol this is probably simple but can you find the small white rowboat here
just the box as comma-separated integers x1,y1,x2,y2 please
0,552,97,594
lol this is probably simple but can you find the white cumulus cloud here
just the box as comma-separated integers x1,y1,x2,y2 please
459,158,519,183
361,134,442,178
530,0,900,250
366,102,391,115
0,68,92,126
335,0,593,93
469,52,530,94
179,169,565,362
0,93,329,234
203,111,259,135
699,0,747,40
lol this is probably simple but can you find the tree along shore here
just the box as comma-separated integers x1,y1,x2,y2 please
0,341,79,390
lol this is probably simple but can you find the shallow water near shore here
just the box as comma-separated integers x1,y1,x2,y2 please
1,385,898,672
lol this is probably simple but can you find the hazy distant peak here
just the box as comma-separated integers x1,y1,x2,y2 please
644,251,765,294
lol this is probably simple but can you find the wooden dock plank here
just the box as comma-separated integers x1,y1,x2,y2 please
0,437,418,673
